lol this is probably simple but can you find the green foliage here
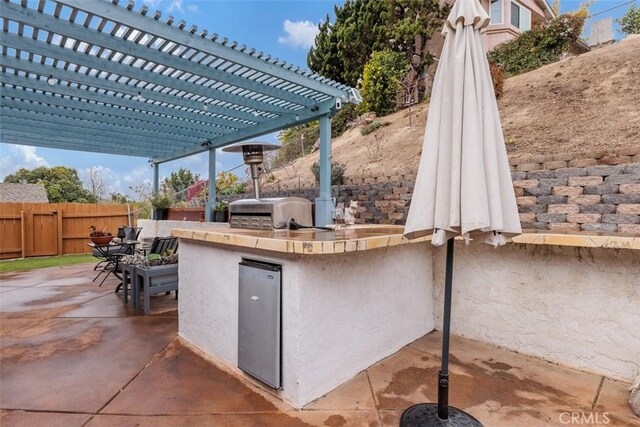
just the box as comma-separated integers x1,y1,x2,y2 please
360,50,408,115
307,0,447,90
272,122,320,168
163,167,199,201
150,192,172,209
308,0,389,86
616,5,640,35
3,166,96,203
109,192,131,204
360,120,391,136
488,12,587,76
214,200,228,211
311,162,346,186
331,103,360,138
215,171,245,196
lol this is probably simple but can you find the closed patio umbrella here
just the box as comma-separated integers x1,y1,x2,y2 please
401,0,521,425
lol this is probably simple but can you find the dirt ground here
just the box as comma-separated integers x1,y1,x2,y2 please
269,35,639,185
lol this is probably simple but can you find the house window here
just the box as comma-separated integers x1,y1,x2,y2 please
490,0,503,24
511,1,531,31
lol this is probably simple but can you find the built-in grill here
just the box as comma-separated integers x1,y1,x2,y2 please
223,141,313,230
229,197,312,230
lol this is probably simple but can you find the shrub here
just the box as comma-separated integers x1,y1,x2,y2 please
360,120,391,136
272,122,320,167
488,12,587,76
359,50,409,116
331,103,360,137
616,5,640,35
489,63,506,98
311,162,346,186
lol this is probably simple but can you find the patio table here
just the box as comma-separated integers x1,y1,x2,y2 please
89,241,138,288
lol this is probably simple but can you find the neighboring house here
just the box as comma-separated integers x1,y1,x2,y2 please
0,183,49,203
482,0,555,50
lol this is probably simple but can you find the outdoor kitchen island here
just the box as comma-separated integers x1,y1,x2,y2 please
172,225,434,408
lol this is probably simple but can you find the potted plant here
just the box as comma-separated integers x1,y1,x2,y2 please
150,193,172,220
214,201,229,222
89,225,113,245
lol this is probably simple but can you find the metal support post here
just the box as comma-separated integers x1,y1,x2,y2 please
315,114,333,227
205,148,217,222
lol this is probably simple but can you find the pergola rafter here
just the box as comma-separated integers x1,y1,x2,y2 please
0,0,360,224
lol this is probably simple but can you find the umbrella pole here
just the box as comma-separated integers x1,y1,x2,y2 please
437,237,455,419
399,238,483,426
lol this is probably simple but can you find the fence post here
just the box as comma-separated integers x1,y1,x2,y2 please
20,210,26,259
57,210,64,255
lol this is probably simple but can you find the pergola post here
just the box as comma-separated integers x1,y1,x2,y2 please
205,148,217,222
315,114,333,227
152,162,159,220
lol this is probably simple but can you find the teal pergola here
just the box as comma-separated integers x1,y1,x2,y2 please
0,0,360,224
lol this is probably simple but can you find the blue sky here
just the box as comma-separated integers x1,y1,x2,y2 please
0,0,636,198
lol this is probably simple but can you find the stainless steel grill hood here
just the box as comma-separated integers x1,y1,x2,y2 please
222,142,313,230
229,197,312,230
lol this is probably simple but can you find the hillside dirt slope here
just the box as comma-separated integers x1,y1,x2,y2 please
269,36,640,185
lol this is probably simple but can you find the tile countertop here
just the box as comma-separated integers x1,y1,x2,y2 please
171,225,640,255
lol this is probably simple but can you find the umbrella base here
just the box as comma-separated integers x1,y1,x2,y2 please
399,403,483,427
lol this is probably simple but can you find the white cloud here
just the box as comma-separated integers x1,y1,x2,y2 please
186,3,199,12
167,0,184,13
80,166,121,197
0,144,49,180
142,0,163,8
277,19,319,49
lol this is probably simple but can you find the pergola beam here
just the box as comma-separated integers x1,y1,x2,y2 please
1,55,258,124
1,97,207,144
1,133,162,158
1,116,195,151
1,2,313,112
0,72,245,133
1,86,224,140
155,99,335,163
58,0,351,99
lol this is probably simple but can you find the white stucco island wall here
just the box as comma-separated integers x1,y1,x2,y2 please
177,238,434,408
433,242,640,382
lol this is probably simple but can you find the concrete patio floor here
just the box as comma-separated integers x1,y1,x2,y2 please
0,263,637,426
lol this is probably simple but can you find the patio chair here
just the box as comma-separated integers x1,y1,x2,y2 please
92,227,142,286
92,226,142,267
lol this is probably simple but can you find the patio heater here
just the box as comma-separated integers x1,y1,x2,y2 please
222,141,279,199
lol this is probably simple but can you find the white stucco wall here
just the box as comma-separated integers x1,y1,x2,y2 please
137,219,228,240
178,240,433,408
432,242,640,382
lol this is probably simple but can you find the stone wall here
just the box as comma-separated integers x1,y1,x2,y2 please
226,149,640,233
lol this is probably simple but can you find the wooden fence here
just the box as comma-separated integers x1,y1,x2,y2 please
0,203,130,260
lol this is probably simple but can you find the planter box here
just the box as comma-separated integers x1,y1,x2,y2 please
133,263,179,314
167,207,205,221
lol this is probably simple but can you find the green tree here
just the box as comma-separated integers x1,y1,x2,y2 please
385,0,450,100
110,192,131,204
616,5,640,35
307,0,448,91
215,171,246,196
359,50,409,115
3,166,96,203
308,0,390,87
163,167,200,201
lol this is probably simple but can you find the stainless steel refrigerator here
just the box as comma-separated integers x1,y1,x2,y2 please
238,259,282,389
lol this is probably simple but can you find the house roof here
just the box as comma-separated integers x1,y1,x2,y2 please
0,183,49,203
0,0,360,164
538,0,556,19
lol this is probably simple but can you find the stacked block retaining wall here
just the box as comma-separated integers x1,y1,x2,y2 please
226,149,640,233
